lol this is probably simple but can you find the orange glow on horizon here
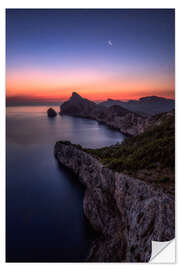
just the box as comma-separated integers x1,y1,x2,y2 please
6,68,175,103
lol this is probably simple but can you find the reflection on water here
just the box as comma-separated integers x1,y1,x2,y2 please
6,106,125,262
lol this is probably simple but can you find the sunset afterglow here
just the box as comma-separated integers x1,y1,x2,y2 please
6,9,175,105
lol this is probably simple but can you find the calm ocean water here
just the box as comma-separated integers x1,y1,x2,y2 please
6,106,125,262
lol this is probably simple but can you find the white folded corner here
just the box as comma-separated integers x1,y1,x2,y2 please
150,239,175,263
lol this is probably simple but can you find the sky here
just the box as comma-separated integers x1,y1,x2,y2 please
6,9,175,105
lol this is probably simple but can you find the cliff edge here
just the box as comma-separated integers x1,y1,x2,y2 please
60,92,173,136
54,141,175,262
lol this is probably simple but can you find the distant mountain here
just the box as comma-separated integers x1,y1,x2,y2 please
60,92,96,117
60,92,144,135
61,92,173,136
60,92,131,117
100,96,175,116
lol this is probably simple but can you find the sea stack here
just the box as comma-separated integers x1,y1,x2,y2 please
47,108,57,117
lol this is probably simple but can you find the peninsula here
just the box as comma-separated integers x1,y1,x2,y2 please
60,92,174,136
55,95,175,262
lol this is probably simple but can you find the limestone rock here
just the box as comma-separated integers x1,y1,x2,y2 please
54,142,175,262
60,92,173,136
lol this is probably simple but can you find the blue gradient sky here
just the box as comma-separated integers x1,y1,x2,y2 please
6,9,175,105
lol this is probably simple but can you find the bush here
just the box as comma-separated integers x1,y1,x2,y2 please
83,113,175,181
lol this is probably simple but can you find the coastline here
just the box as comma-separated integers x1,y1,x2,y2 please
54,141,175,262
59,112,132,137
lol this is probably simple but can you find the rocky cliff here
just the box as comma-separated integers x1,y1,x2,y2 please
60,92,146,136
54,141,175,262
60,92,171,136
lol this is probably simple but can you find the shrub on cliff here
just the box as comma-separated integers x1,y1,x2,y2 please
84,112,175,190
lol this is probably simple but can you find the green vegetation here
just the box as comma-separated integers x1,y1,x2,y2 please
84,112,175,192
58,111,175,193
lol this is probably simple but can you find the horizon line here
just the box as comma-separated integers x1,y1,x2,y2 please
6,94,175,107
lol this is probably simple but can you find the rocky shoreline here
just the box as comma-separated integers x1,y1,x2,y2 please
54,141,175,262
60,92,172,136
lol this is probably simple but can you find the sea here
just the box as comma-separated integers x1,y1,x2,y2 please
6,105,125,262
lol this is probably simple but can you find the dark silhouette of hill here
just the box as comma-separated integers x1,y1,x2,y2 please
100,96,174,115
60,92,175,136
60,92,146,136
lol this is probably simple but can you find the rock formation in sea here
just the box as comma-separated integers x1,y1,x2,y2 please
60,92,173,136
47,108,57,117
54,141,175,262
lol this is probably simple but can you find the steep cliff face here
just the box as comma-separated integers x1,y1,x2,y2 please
60,92,96,117
60,92,173,136
54,142,175,262
60,92,147,136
